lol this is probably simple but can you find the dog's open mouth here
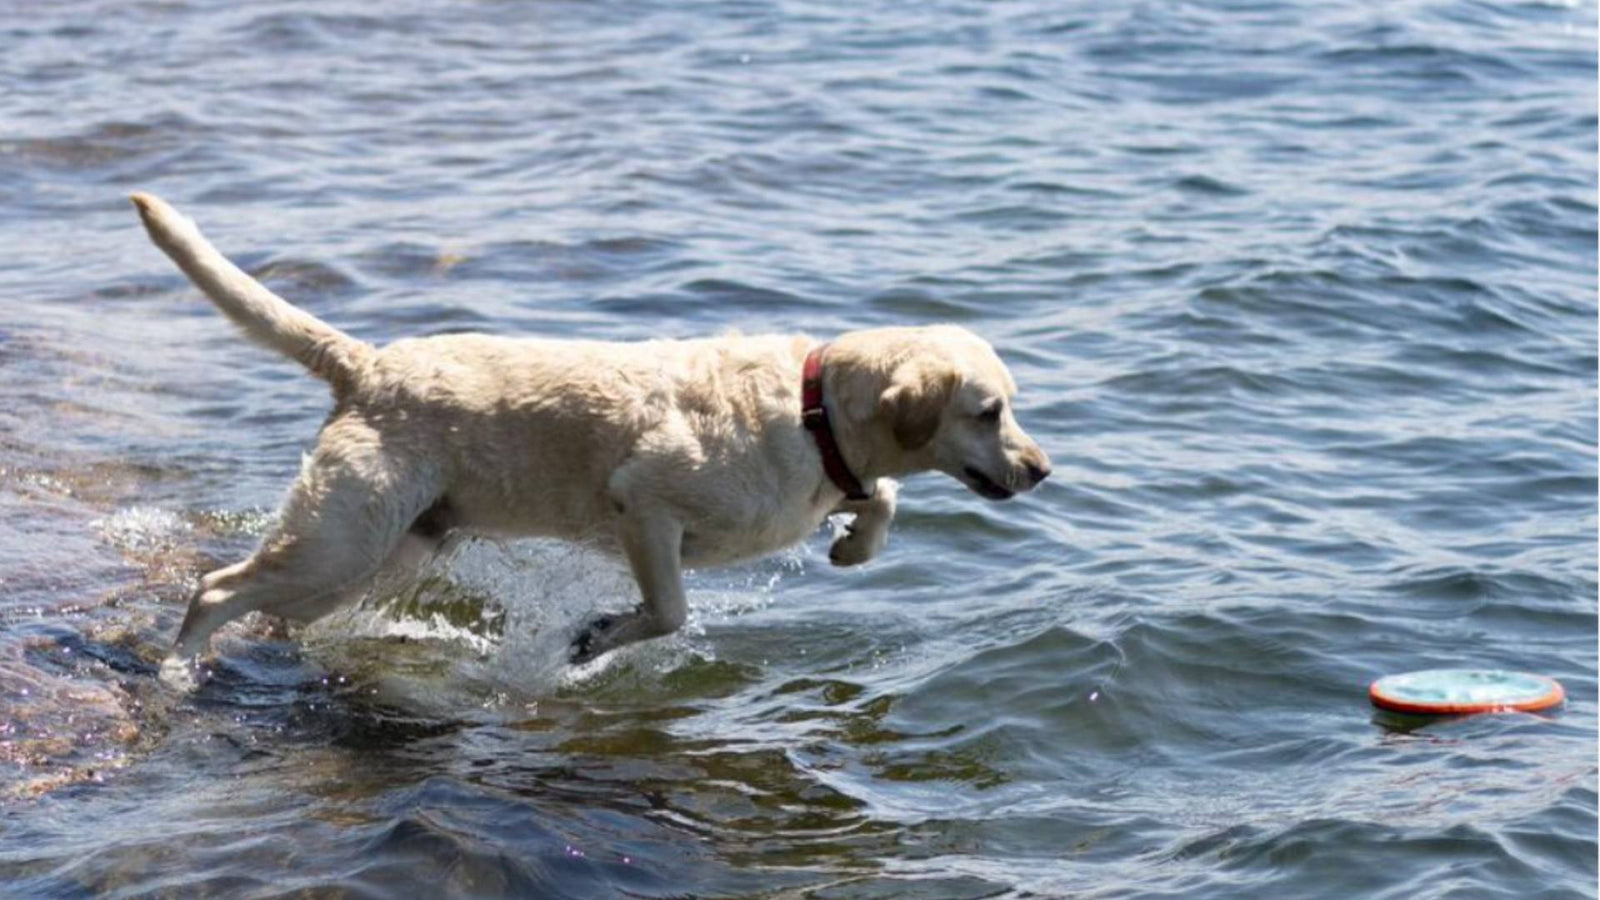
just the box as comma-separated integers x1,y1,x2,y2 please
962,466,1015,501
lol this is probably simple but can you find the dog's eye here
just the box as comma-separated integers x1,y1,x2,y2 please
976,401,1003,424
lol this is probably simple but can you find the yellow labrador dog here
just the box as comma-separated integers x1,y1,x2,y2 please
130,193,1051,670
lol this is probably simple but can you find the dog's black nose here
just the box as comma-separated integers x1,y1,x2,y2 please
1026,461,1052,485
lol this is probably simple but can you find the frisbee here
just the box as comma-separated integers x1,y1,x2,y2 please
1369,669,1564,715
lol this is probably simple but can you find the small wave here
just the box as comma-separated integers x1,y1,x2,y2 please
1172,174,1250,197
679,278,813,309
250,257,363,302
1316,43,1528,81
0,113,199,174
865,287,980,320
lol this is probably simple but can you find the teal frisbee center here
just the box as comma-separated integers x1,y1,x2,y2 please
1371,669,1563,713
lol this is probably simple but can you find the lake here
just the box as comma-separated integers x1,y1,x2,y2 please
1,0,1595,896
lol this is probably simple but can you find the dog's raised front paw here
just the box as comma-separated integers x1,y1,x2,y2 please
829,523,887,567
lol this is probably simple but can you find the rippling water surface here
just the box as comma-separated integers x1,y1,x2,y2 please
2,1,1595,897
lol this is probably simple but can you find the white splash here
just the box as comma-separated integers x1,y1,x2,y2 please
93,506,192,555
301,534,803,710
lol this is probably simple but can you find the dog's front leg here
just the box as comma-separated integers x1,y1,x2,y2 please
570,509,687,665
829,478,899,567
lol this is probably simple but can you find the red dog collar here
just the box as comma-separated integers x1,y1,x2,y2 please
802,344,870,501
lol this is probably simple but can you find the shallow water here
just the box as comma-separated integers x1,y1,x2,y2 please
1,0,1595,896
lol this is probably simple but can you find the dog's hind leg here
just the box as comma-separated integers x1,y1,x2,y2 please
250,520,450,641
169,417,442,663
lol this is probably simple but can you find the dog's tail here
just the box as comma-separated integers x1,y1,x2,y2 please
129,192,371,393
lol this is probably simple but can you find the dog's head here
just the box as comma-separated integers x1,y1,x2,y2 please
832,325,1051,500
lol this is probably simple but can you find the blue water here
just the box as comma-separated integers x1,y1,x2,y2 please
1,1,1595,897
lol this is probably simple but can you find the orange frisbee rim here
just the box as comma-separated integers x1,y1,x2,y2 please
1369,669,1565,715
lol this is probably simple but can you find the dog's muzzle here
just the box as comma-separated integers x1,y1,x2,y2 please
962,466,1016,501
961,456,1050,501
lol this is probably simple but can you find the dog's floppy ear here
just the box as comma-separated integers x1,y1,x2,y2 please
879,362,957,451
